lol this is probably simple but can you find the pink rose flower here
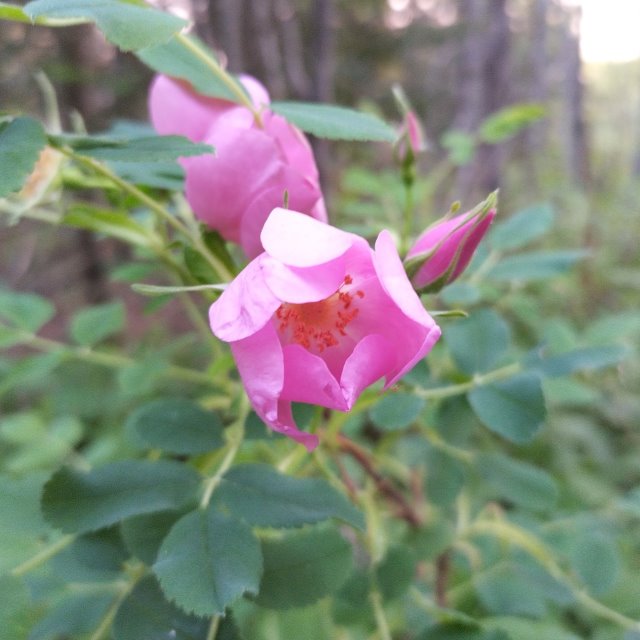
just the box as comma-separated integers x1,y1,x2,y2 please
405,206,496,292
209,209,441,450
148,75,327,258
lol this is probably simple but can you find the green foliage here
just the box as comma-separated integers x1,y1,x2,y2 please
370,392,425,430
255,526,354,609
0,288,54,333
42,460,201,533
468,374,546,443
488,203,555,251
137,34,240,102
270,102,396,141
487,250,590,282
153,507,262,616
212,463,365,529
0,116,47,197
69,301,125,346
126,398,225,454
23,0,186,51
478,103,546,143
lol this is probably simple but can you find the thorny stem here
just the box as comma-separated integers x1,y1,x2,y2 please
337,434,422,528
61,150,236,282
10,534,76,577
413,362,522,401
199,395,248,508
13,329,218,388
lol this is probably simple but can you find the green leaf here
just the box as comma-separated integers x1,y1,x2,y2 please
121,510,183,565
153,507,262,616
369,392,425,431
24,0,186,51
137,34,239,101
0,352,63,397
475,563,547,617
0,116,47,197
63,205,152,247
255,526,353,609
444,309,511,375
569,532,620,595
69,301,125,346
441,130,476,166
270,102,396,142
42,460,201,534
52,133,213,162
213,463,364,530
0,3,31,22
409,519,455,561
487,250,589,282
125,398,225,455
483,617,579,640
0,288,54,333
468,373,546,443
0,575,33,638
476,453,558,512
376,545,416,601
528,345,629,378
113,576,209,640
489,203,555,251
425,448,465,507
30,593,112,640
479,103,546,143
109,160,185,190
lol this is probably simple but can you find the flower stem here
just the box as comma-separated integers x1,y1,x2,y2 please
206,615,221,640
199,395,248,508
174,33,262,123
10,534,75,577
413,362,522,401
370,589,392,640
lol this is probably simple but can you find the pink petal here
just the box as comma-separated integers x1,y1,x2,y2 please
209,256,281,342
281,344,349,411
340,333,396,408
261,256,347,304
238,74,270,107
148,75,233,142
385,322,441,387
373,230,435,327
261,208,357,267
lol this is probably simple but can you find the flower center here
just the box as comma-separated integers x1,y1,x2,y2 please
276,275,365,352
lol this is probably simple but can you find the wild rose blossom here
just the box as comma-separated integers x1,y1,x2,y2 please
209,209,441,449
149,75,326,258
405,205,496,292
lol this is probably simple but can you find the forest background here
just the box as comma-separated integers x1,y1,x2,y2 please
1,1,640,639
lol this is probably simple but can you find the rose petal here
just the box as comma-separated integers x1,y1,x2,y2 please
209,256,281,341
261,208,356,267
373,230,435,327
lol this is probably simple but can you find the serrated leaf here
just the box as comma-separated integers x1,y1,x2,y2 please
487,250,589,282
270,102,395,141
369,392,425,431
137,34,239,101
42,460,201,534
255,526,353,609
109,160,185,190
213,464,364,530
52,133,213,162
468,373,546,443
489,203,555,251
444,309,511,375
63,205,152,247
153,507,262,616
126,398,224,455
113,576,209,640
476,453,557,512
0,116,47,197
69,301,125,346
0,288,54,333
24,0,186,51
